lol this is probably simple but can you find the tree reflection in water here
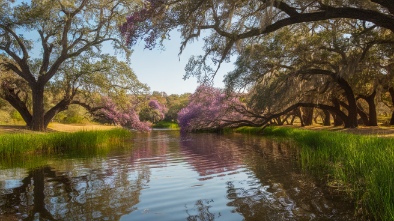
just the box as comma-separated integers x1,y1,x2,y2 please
185,199,218,221
0,131,356,221
180,133,356,221
0,160,150,220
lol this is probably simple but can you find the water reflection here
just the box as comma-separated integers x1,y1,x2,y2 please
180,133,243,180
185,199,218,221
0,131,356,220
0,161,149,220
179,133,355,220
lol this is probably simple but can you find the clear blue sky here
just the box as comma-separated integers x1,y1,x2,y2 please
127,31,234,95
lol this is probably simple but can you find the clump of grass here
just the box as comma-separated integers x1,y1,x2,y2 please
152,121,180,129
258,126,394,221
233,126,264,134
0,128,132,157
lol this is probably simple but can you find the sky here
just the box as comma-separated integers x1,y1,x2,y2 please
127,31,235,95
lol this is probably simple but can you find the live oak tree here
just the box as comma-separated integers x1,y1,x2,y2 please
224,20,393,128
122,0,394,79
121,0,394,128
0,0,145,131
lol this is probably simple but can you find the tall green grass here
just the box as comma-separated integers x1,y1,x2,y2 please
253,126,394,221
232,126,264,134
152,121,180,129
0,129,132,157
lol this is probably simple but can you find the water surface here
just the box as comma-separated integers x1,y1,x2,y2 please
0,131,355,220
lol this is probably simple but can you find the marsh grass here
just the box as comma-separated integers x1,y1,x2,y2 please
0,129,132,158
230,126,263,134
236,126,394,221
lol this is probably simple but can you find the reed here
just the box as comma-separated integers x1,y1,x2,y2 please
0,129,132,157
236,126,394,221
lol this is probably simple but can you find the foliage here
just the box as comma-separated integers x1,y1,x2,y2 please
121,0,394,81
0,0,146,131
225,20,394,128
177,85,247,132
53,104,91,124
121,0,394,129
139,98,167,123
152,120,179,129
164,93,190,122
94,97,151,132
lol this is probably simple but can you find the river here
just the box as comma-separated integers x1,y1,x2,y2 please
0,130,355,220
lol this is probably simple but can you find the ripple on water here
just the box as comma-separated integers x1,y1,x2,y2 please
0,131,356,221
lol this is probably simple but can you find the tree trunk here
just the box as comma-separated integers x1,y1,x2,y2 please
44,98,72,128
389,88,394,125
330,72,358,128
301,107,314,126
30,86,46,131
357,107,369,125
332,98,343,126
390,111,394,125
343,89,358,128
365,91,377,126
323,110,331,126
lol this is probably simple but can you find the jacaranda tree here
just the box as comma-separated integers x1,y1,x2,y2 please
92,96,151,131
139,98,168,123
178,85,257,132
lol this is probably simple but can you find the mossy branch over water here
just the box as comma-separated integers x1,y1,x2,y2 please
0,129,132,157
236,126,394,221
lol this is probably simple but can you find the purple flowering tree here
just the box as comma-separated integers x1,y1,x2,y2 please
92,97,151,132
139,99,168,123
148,99,168,122
177,85,299,132
119,0,168,49
177,85,248,132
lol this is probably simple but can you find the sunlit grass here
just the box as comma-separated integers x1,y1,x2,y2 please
230,126,263,134
0,129,132,157
235,126,394,220
254,126,394,221
152,121,180,129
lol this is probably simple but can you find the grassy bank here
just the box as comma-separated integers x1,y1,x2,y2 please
235,126,394,221
0,128,132,157
152,121,180,129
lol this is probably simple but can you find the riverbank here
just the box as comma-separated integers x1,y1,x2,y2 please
0,123,131,158
235,126,394,220
0,123,120,134
152,121,180,129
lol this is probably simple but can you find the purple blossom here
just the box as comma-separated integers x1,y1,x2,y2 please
99,97,151,132
119,0,167,47
177,85,246,132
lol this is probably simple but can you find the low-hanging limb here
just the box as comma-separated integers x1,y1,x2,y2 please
222,102,350,129
1,81,32,126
